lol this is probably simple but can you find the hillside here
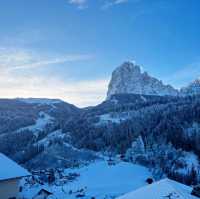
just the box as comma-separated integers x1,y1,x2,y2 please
1,62,200,187
21,160,151,199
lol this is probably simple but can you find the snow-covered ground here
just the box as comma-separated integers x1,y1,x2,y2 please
97,113,128,125
37,129,65,148
21,160,152,199
117,178,197,199
0,153,30,181
17,112,54,135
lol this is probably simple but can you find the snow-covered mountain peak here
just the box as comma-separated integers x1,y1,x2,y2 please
115,61,142,76
180,78,200,96
107,61,178,99
192,78,200,85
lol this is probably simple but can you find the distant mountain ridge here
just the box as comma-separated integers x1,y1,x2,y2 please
107,61,200,99
1,61,200,186
180,79,200,96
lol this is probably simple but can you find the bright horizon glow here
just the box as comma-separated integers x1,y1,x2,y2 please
0,0,200,107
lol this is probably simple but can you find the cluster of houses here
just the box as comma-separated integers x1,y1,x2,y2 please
0,152,200,199
0,153,52,199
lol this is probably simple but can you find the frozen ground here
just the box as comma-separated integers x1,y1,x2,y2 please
0,153,30,181
17,111,54,135
97,113,128,125
21,160,152,199
117,178,197,199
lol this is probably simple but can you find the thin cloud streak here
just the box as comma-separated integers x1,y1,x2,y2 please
0,47,107,107
10,55,93,70
163,61,200,88
68,0,88,9
0,47,93,71
102,0,130,9
67,0,134,10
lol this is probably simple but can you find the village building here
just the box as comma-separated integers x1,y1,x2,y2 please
117,178,199,199
0,153,30,199
33,188,53,199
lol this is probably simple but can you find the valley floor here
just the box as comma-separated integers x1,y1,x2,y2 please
20,160,152,199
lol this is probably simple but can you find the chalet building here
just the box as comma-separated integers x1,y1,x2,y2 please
0,153,30,199
117,178,199,199
33,188,53,199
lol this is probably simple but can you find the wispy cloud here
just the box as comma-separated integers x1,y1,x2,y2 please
114,0,129,4
10,55,92,71
0,47,92,72
102,0,130,9
163,61,200,88
67,0,134,10
68,0,88,9
0,47,107,107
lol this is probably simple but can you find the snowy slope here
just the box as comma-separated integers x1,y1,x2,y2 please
0,153,30,181
117,179,197,199
64,161,151,198
37,129,65,148
21,161,151,199
17,111,54,135
97,113,128,125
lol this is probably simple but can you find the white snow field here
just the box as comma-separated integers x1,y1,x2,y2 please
21,160,152,199
117,178,197,199
0,153,30,181
17,112,54,135
98,113,127,124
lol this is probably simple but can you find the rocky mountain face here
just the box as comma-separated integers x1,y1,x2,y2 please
180,79,200,96
1,62,200,185
107,61,179,99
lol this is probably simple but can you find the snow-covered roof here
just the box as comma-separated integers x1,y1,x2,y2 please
0,153,31,181
117,178,198,199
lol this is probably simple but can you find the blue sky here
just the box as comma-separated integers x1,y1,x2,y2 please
0,0,200,107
